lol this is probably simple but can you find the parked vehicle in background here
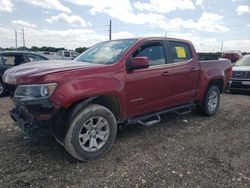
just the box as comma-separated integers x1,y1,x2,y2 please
3,37,232,161
57,50,78,60
228,55,250,92
0,51,49,97
222,50,243,64
40,50,79,60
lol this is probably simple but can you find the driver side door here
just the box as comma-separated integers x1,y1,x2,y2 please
125,40,174,117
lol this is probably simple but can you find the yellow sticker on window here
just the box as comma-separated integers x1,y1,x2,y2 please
175,46,186,58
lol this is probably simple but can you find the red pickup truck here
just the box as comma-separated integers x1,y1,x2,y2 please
3,37,232,161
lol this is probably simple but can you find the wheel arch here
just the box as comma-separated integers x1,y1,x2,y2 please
69,95,121,121
207,78,224,93
196,77,224,106
51,95,121,143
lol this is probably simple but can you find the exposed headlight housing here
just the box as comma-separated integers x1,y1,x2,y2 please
14,83,57,101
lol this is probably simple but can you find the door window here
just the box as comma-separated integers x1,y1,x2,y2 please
133,42,166,66
64,51,70,57
169,41,192,63
1,54,26,66
2,55,15,65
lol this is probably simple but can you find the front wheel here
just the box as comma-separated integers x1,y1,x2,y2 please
197,85,220,116
64,104,117,161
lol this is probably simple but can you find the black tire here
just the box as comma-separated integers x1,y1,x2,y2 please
197,85,220,116
0,81,6,97
64,104,117,161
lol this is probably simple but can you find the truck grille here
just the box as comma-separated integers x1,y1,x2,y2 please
232,71,250,79
230,81,250,90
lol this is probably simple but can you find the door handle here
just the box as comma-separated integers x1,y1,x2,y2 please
191,67,197,71
161,71,170,76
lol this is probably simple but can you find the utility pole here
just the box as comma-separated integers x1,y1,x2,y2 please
220,41,224,53
15,30,17,50
108,20,112,41
22,27,25,48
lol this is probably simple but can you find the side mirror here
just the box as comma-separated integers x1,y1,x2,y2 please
129,56,149,70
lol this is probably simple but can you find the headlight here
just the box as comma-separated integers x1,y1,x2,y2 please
14,83,57,101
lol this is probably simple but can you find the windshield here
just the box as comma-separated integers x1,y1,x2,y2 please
235,55,250,66
75,39,137,64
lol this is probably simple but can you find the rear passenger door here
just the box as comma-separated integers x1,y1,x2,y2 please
167,40,200,105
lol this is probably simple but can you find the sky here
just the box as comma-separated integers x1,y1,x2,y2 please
0,0,250,52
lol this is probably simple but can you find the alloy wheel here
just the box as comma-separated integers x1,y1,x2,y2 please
78,116,110,152
207,90,218,113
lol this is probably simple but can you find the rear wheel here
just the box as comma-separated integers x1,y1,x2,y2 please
197,85,220,116
0,81,6,97
64,104,117,161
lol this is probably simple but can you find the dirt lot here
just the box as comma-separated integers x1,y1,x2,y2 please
0,94,249,188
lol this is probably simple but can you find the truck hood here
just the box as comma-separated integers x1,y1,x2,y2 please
232,66,250,72
2,60,103,85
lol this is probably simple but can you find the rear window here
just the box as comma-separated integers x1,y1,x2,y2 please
64,51,70,57
169,41,192,63
26,54,48,62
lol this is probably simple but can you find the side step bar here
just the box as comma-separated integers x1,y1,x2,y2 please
137,115,161,127
174,106,191,116
127,103,194,127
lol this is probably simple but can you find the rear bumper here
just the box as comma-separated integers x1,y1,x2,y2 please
228,79,250,91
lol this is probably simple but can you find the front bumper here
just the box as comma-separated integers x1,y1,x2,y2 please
10,108,48,135
9,98,60,136
228,79,250,91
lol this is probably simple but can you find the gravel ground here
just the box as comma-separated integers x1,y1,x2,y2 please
0,94,249,188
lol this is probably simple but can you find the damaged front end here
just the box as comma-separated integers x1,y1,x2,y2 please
10,99,55,135
8,83,63,137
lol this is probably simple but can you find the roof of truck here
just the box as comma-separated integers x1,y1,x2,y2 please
110,36,191,43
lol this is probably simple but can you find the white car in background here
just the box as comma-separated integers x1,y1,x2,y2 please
38,50,79,60
229,55,250,92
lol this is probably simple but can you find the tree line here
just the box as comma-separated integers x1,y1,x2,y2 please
0,46,88,54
